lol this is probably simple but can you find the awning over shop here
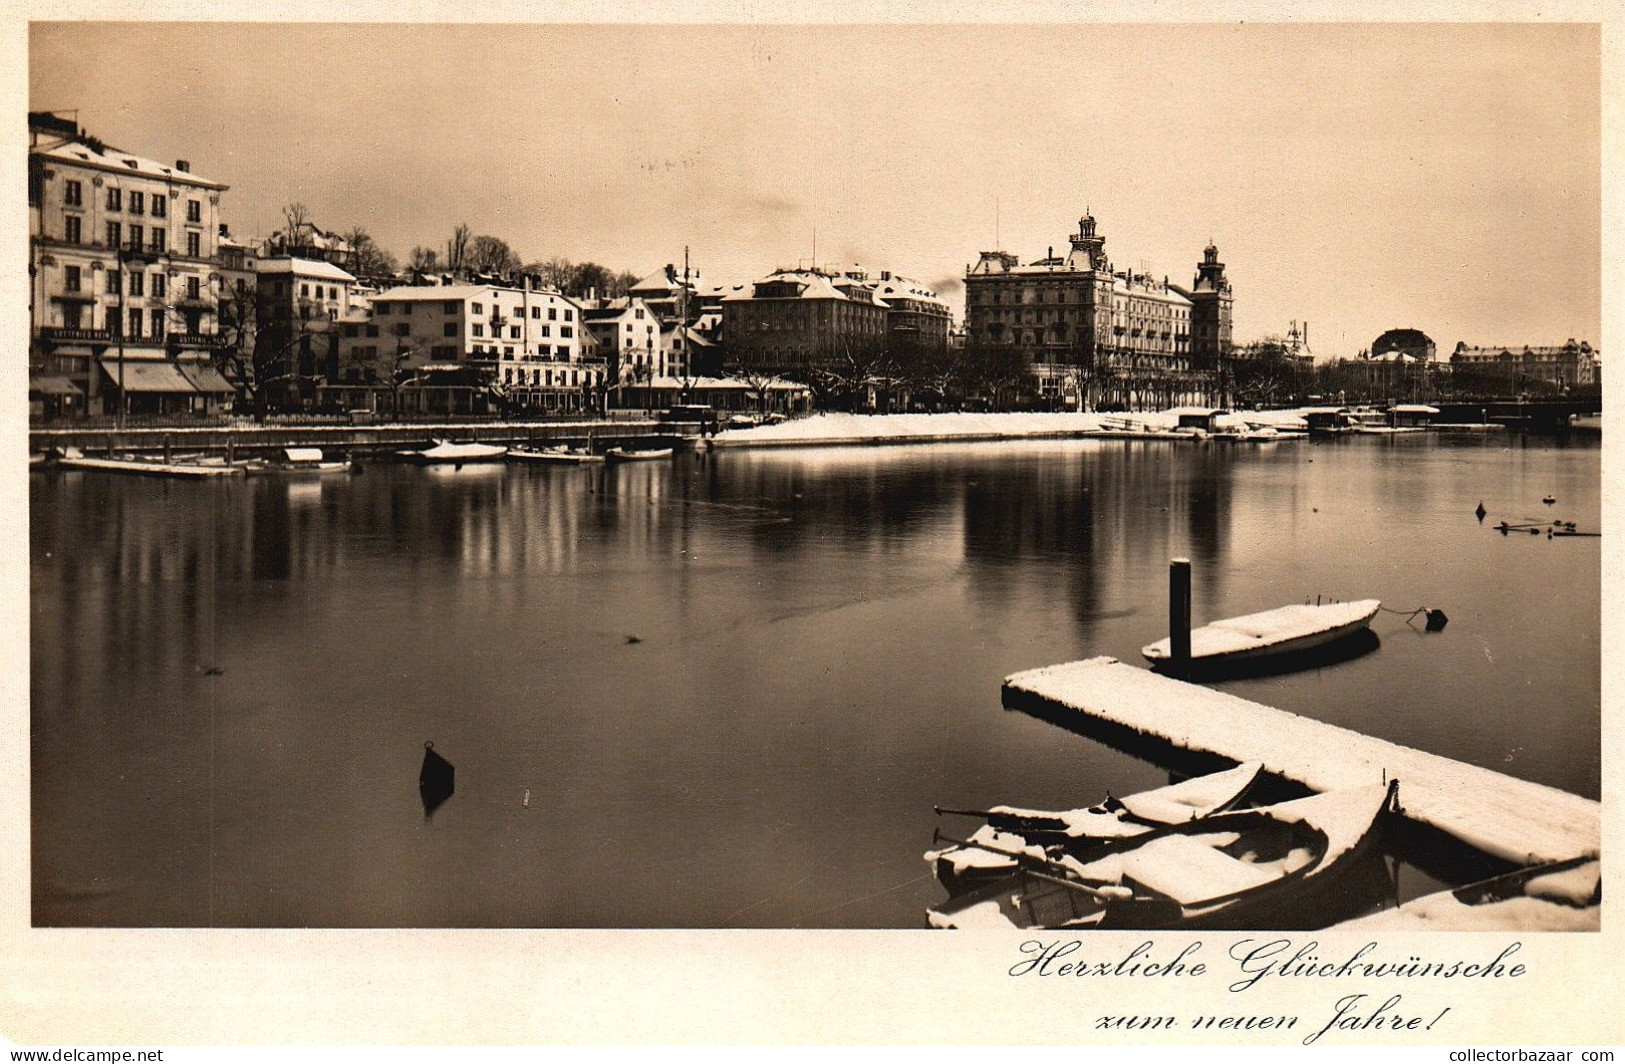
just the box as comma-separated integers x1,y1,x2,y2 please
178,363,238,394
28,375,84,397
98,358,198,393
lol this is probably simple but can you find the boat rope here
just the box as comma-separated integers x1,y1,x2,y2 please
792,870,937,926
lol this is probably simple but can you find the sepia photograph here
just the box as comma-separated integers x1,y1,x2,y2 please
6,11,1617,1047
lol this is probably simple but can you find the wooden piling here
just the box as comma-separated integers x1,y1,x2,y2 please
1169,558,1192,675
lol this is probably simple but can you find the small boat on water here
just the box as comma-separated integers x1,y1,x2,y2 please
606,446,674,461
1142,599,1381,667
927,781,1398,931
925,761,1264,895
244,447,355,475
401,439,509,464
508,445,605,465
54,446,245,478
1339,855,1599,932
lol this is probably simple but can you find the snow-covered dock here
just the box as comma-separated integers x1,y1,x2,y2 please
1001,656,1599,867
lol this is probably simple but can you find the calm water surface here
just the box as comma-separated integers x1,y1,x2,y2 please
30,433,1601,927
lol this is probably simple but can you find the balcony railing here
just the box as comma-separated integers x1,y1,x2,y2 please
39,326,112,343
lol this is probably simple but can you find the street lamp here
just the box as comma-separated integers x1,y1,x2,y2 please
114,243,154,428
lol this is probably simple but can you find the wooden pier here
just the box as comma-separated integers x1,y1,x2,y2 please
1002,656,1599,867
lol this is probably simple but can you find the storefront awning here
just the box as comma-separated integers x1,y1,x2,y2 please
98,358,198,393
178,363,238,394
28,375,84,397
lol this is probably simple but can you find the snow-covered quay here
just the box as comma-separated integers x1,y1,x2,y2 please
706,409,1309,449
1001,656,1600,869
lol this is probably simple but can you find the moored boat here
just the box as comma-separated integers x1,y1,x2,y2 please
925,761,1265,895
54,446,246,478
926,781,1398,931
401,439,509,464
508,445,605,464
244,447,355,475
1142,599,1381,666
606,446,674,461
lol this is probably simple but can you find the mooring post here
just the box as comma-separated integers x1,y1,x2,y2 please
1170,557,1192,675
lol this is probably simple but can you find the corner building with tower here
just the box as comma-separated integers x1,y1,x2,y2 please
964,212,1233,410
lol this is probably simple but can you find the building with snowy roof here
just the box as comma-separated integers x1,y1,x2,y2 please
329,279,603,415
964,212,1229,410
27,111,235,418
720,268,891,381
1450,339,1599,390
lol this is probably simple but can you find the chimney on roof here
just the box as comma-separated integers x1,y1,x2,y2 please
175,160,190,172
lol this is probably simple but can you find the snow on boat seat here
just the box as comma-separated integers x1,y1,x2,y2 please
1119,834,1278,904
1119,793,1221,823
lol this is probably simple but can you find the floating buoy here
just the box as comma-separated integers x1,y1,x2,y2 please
420,741,456,818
1475,501,1487,521
625,634,643,645
1424,609,1448,632
523,788,531,808
1543,495,1557,505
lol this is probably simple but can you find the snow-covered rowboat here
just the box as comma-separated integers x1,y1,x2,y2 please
606,446,674,461
244,447,355,475
925,761,1264,895
401,440,509,464
508,445,605,464
927,781,1398,930
1142,599,1381,666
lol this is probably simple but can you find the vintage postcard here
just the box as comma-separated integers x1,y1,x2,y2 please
2,6,1620,1048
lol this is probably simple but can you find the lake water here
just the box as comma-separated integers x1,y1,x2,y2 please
30,433,1601,927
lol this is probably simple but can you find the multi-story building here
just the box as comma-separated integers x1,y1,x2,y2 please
964,212,1229,410
719,269,890,379
583,297,665,387
1450,339,1599,390
868,270,953,362
27,111,236,417
253,257,358,409
335,280,603,414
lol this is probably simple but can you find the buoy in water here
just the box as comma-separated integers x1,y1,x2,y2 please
420,741,456,817
1424,609,1449,632
1475,501,1487,521
1543,495,1557,505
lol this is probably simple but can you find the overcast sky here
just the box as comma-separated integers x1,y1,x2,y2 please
29,21,1601,357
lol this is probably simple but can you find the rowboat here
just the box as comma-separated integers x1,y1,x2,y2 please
1338,855,1600,932
926,781,1397,931
244,447,355,475
54,447,245,478
508,445,605,465
925,761,1265,895
1142,599,1381,666
606,446,674,461
401,440,509,464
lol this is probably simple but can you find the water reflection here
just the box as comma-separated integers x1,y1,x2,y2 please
30,435,1600,927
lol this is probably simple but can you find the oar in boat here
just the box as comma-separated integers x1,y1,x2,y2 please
930,829,1133,902
934,805,1071,833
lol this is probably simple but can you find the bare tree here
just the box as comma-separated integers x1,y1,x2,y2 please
282,202,310,236
468,235,521,275
343,226,399,280
445,223,472,273
408,246,439,273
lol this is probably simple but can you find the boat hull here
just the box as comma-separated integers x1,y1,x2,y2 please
927,782,1396,931
508,448,605,464
606,447,674,461
1143,600,1381,664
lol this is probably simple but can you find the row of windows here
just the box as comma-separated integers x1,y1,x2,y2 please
55,304,171,338
502,366,591,387
61,179,181,221
59,216,205,257
376,300,575,322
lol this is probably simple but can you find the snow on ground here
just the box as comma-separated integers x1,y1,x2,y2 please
711,409,1315,447
714,411,1116,443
